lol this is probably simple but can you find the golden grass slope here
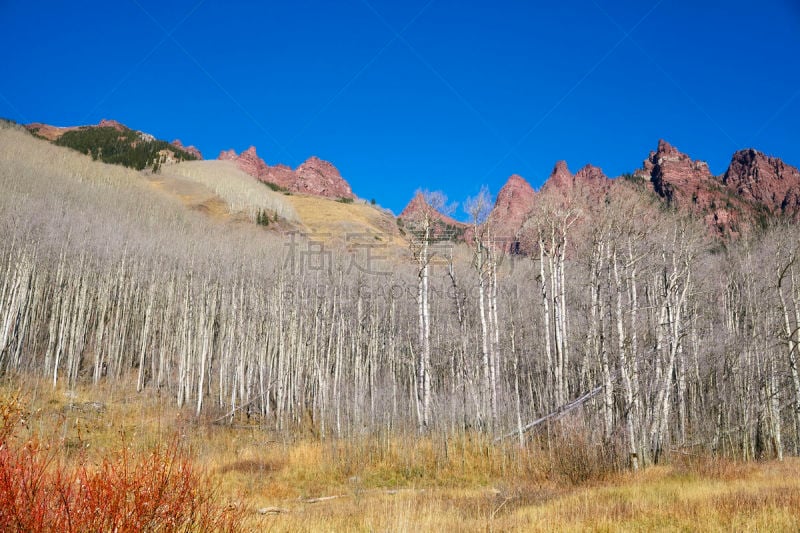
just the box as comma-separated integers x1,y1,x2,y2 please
285,194,404,247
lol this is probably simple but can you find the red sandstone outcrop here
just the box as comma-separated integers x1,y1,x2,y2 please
723,148,800,220
222,146,270,181
295,156,354,198
635,139,715,208
264,164,297,191
217,147,355,199
171,139,202,160
541,161,610,196
218,149,237,161
399,192,465,237
537,160,612,209
634,139,748,235
97,119,126,131
542,160,574,192
486,174,536,249
574,163,609,186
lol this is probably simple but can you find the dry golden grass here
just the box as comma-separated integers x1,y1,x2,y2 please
286,194,405,247
3,378,799,532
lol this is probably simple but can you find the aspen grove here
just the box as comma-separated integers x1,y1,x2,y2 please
2,121,800,468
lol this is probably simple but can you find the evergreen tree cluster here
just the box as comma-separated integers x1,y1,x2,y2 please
259,180,289,193
54,126,198,171
255,209,277,226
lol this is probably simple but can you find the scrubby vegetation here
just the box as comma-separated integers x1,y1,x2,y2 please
0,392,243,532
255,209,276,226
260,180,289,193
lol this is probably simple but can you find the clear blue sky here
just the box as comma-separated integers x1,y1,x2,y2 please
2,1,798,216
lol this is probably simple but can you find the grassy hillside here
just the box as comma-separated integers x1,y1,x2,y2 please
285,194,405,247
165,160,299,223
0,122,282,264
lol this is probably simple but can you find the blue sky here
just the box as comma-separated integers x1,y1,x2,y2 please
2,1,798,217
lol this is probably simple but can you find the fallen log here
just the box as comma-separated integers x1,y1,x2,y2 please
494,385,603,443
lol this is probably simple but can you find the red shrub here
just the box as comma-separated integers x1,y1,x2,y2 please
0,395,243,532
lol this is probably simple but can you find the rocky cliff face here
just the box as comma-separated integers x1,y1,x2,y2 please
541,161,610,197
636,139,715,208
723,148,800,220
486,174,536,250
635,140,742,235
574,163,609,186
219,146,270,181
633,140,800,235
295,156,354,198
171,139,202,160
399,192,466,239
398,139,800,245
217,147,354,199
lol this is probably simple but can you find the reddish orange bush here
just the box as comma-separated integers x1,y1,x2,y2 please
0,394,243,532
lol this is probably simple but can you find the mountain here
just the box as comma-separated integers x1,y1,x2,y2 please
218,146,354,199
26,118,127,141
723,148,800,220
26,119,199,171
171,139,203,160
485,174,536,252
25,115,800,241
633,139,737,234
539,161,611,201
396,139,800,250
633,140,800,236
399,192,457,224
474,163,611,251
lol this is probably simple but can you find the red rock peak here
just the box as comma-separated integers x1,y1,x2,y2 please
216,147,355,199
171,139,202,160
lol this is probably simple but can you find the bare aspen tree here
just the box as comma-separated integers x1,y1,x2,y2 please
776,243,800,453
465,187,498,429
610,239,639,470
406,190,452,432
523,196,577,408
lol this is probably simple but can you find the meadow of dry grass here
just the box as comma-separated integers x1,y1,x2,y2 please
285,194,404,246
2,379,799,532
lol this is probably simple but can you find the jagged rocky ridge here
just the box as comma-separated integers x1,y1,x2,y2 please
218,146,354,199
401,140,800,246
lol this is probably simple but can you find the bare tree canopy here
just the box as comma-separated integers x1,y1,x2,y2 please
2,123,800,467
